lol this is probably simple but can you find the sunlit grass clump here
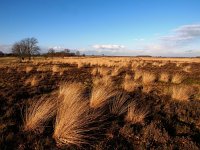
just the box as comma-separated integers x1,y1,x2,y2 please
24,96,56,132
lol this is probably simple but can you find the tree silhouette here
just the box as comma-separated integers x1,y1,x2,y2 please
12,37,40,61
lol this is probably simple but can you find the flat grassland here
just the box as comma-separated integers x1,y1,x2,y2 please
0,57,200,149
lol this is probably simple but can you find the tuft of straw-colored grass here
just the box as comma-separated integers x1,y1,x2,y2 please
171,73,184,84
142,72,156,84
24,96,56,132
124,74,132,81
134,70,143,80
171,85,193,101
142,85,153,93
183,65,191,73
98,67,111,76
53,83,104,147
159,72,169,83
90,84,117,108
25,66,33,73
125,101,148,124
110,93,130,116
123,80,140,92
52,65,60,73
111,67,122,76
25,76,39,86
91,68,99,76
92,76,113,87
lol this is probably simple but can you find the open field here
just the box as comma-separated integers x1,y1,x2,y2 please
0,56,200,149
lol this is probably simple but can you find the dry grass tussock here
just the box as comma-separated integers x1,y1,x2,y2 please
142,72,156,84
24,96,56,131
171,85,194,101
183,65,191,73
126,101,148,124
90,84,117,108
123,80,140,92
171,73,184,84
134,70,143,80
91,68,99,76
110,92,130,116
111,67,122,76
52,65,60,73
124,74,132,81
142,85,153,93
92,76,113,87
53,83,105,147
25,76,39,86
25,66,33,73
36,65,51,72
159,72,170,83
98,67,111,76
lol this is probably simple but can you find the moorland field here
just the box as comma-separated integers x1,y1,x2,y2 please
0,56,200,149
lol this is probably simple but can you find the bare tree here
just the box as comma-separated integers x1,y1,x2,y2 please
22,37,40,60
48,48,55,58
75,51,80,56
12,37,40,61
12,42,26,62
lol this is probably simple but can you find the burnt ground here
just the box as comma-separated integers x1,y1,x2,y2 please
0,62,200,150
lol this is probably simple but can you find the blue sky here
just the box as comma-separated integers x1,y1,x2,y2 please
0,0,200,56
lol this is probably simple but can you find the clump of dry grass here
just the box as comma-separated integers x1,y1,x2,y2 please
24,96,56,132
125,101,148,124
183,65,191,73
98,67,111,76
25,76,39,86
25,66,33,73
159,72,170,82
90,84,117,108
53,83,104,147
77,62,84,68
110,93,130,116
111,67,122,76
91,68,99,76
36,65,50,72
52,65,60,73
142,85,153,93
171,85,193,101
171,73,184,84
124,74,132,81
123,80,140,92
134,70,143,80
142,72,156,84
92,76,113,87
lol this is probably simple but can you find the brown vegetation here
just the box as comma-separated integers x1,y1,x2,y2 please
24,96,56,131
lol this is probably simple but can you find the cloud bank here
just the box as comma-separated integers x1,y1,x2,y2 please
93,44,125,50
161,24,200,42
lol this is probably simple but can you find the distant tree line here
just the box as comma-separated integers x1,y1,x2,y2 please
4,37,85,61
45,48,83,58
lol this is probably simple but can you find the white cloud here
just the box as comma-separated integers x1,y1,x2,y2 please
93,44,125,50
49,46,65,51
161,24,200,43
133,38,145,41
